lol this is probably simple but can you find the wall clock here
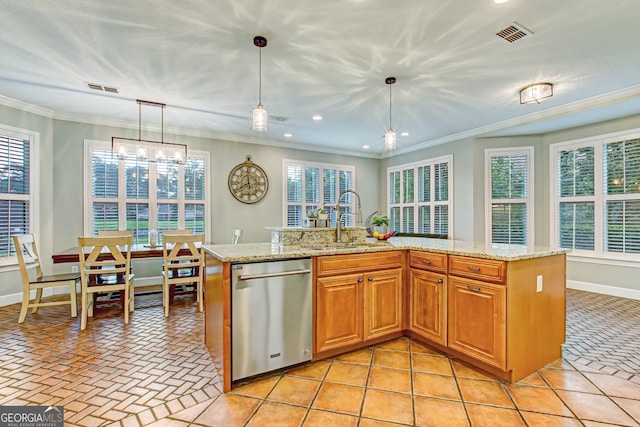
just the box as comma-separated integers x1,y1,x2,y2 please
228,155,269,204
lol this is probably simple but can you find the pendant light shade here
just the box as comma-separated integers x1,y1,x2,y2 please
252,36,268,131
520,83,553,104
384,77,397,150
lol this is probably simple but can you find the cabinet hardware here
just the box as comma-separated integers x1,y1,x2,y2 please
421,259,431,264
357,277,363,283
467,266,481,271
437,278,444,283
367,276,373,281
467,285,481,292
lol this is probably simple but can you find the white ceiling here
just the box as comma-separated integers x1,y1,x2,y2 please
2,0,640,157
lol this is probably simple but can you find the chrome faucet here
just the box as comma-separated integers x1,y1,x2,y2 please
335,189,362,242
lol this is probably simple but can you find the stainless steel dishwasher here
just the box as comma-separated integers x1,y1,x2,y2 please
231,257,312,381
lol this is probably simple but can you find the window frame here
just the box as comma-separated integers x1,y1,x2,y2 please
0,124,39,270
386,155,453,236
550,129,640,264
83,139,210,242
484,146,534,247
282,159,356,227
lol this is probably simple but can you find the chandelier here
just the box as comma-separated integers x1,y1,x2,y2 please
112,99,187,163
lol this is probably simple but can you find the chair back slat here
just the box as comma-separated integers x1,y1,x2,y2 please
78,236,132,273
13,234,44,280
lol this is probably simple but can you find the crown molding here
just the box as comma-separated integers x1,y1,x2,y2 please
0,94,54,118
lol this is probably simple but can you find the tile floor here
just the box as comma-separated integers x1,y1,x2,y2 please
0,290,639,426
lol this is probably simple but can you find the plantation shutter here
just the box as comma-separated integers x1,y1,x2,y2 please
91,149,120,236
0,135,30,257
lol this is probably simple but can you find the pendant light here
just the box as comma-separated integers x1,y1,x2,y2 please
252,35,268,131
384,77,397,150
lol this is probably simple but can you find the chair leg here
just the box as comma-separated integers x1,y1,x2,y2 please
18,289,30,323
81,289,88,331
32,288,43,313
123,286,129,325
129,279,135,313
197,279,204,313
163,281,170,318
70,281,78,318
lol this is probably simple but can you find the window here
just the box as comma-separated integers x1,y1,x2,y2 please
551,131,640,260
485,147,534,246
284,160,355,227
0,126,38,266
387,155,452,236
85,140,209,243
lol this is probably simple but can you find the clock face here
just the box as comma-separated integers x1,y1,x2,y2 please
228,160,269,204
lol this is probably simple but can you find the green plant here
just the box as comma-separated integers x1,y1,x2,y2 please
318,208,326,214
372,215,389,226
307,209,318,218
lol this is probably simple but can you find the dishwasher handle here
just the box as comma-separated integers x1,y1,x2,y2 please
239,269,312,281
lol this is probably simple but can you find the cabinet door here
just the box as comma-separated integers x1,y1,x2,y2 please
409,269,447,346
364,268,403,340
316,273,363,353
448,277,506,370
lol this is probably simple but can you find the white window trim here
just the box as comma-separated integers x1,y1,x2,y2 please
282,159,356,227
83,139,210,242
0,124,39,271
549,128,640,263
386,154,453,236
484,147,534,248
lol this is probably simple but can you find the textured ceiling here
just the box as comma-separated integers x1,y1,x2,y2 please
1,0,640,157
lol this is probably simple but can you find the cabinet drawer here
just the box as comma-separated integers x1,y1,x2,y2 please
448,256,506,284
316,251,403,277
409,251,447,273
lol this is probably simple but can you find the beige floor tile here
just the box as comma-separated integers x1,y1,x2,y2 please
583,372,640,399
168,398,216,423
555,390,638,426
267,376,321,406
376,338,410,352
515,371,549,388
457,378,514,408
245,401,307,427
367,366,412,394
611,396,640,423
358,418,411,427
302,409,358,427
545,358,577,371
324,360,369,386
412,372,461,400
413,396,469,427
506,384,573,416
409,340,445,356
230,375,281,399
451,360,497,381
465,403,526,427
335,348,373,365
311,382,365,415
520,411,583,427
286,360,331,380
581,421,633,427
361,389,413,425
411,353,453,375
373,349,410,369
539,369,602,394
145,419,189,427
193,394,260,426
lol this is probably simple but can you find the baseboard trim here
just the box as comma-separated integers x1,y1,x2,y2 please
0,276,162,307
567,279,640,301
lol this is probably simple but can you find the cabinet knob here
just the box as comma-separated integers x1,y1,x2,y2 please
467,266,481,271
437,278,444,284
467,285,481,292
367,276,373,281
421,259,432,264
357,277,363,283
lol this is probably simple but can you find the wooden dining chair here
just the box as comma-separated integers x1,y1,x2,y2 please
95,230,135,307
13,234,79,323
162,233,204,317
78,235,135,330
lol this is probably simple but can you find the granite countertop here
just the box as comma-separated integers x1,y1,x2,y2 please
203,236,569,263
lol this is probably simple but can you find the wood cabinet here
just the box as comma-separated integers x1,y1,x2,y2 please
315,251,403,354
447,276,506,369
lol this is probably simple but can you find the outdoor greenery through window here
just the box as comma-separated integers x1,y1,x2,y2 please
86,141,208,244
486,147,533,246
552,131,640,258
0,128,35,262
284,160,355,227
387,156,451,236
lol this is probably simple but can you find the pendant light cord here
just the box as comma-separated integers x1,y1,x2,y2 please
389,83,392,130
258,47,262,105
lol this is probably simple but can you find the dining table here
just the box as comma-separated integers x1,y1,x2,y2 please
52,243,203,263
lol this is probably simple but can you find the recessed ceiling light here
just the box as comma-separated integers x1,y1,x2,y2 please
312,115,323,121
284,133,293,138
362,145,370,150
401,132,409,137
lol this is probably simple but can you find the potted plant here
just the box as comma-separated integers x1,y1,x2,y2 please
307,209,318,219
318,208,328,220
371,215,389,235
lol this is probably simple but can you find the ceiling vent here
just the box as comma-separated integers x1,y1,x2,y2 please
269,114,288,122
86,82,119,93
496,22,532,43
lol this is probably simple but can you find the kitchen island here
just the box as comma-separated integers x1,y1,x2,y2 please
203,237,568,392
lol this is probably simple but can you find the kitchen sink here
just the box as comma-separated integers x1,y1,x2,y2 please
304,243,382,251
